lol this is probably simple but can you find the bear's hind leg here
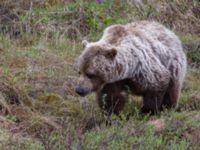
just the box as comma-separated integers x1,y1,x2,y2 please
162,80,181,108
142,91,165,114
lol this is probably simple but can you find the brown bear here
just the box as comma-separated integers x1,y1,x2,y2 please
75,21,187,114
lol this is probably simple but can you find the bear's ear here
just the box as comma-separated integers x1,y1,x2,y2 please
104,48,117,60
82,40,88,48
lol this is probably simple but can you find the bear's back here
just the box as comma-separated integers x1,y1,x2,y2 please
102,21,187,85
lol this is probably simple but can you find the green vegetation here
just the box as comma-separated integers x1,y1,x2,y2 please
0,0,200,149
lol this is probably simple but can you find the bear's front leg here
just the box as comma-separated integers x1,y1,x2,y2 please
96,82,128,115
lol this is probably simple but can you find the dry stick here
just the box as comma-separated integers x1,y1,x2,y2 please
26,1,33,33
39,115,62,130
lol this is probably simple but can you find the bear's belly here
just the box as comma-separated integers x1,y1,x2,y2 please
124,79,145,96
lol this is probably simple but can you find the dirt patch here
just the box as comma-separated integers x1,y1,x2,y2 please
148,118,165,132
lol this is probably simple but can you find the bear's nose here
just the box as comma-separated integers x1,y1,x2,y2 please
75,86,88,96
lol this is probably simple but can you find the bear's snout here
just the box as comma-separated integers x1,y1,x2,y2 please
75,86,89,96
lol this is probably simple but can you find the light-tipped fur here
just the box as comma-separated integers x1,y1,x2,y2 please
76,20,187,114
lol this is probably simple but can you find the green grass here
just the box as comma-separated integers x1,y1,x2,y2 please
0,0,200,149
0,128,44,150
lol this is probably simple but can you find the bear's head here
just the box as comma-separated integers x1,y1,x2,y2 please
75,40,118,96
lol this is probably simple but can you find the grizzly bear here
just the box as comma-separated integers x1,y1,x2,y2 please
75,21,187,114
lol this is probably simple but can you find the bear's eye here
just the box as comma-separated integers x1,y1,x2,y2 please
86,73,96,79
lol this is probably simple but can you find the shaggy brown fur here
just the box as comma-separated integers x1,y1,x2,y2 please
97,79,168,114
76,20,187,115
